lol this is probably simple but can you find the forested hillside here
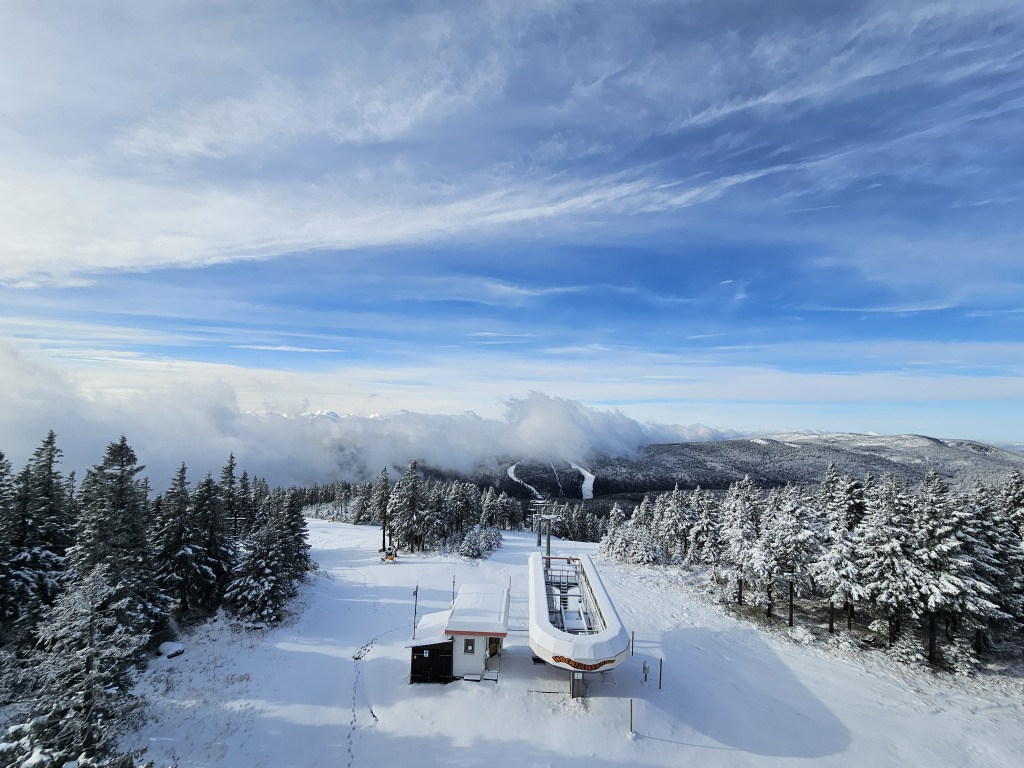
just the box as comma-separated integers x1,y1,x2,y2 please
0,433,312,767
597,464,1024,672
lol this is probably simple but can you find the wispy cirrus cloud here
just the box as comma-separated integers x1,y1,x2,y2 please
3,0,1024,472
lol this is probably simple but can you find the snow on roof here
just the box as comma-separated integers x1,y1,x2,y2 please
407,609,451,648
445,583,509,637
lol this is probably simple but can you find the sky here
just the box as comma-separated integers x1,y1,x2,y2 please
2,0,1024,485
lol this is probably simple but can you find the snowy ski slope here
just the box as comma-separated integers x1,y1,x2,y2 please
124,522,1024,767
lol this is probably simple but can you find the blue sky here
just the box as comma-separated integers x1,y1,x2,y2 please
2,1,1024,481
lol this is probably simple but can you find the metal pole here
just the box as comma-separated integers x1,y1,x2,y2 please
545,518,551,557
659,658,663,690
412,583,419,639
631,630,634,656
630,698,633,734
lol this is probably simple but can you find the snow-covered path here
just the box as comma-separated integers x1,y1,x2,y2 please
507,462,543,499
125,524,1024,767
569,461,596,500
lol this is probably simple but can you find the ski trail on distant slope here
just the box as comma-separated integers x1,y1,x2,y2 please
507,463,543,499
569,462,596,500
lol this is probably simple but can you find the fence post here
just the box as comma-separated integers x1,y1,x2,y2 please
629,698,633,734
659,658,663,690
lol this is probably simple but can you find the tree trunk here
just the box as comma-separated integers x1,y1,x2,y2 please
975,627,985,656
788,581,794,627
928,611,937,665
846,600,853,631
766,583,773,618
828,601,835,634
737,578,743,606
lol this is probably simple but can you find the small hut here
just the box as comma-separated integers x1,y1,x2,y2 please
409,583,510,683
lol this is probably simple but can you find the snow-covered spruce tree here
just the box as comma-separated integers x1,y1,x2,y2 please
0,449,18,631
761,484,820,624
224,517,294,626
236,470,257,534
813,463,862,633
388,461,424,552
913,472,999,668
685,487,722,576
189,473,235,613
219,453,240,538
960,482,1024,649
954,483,1019,659
753,489,783,617
479,487,497,528
631,495,655,531
348,482,372,525
626,521,666,566
497,492,525,531
1000,469,1024,539
854,473,922,648
0,564,148,768
280,491,313,581
4,433,72,645
149,462,209,615
650,492,682,562
662,484,694,562
69,436,166,640
721,476,764,606
372,467,391,550
597,502,632,562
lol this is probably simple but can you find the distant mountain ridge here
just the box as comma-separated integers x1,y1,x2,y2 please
497,433,1024,500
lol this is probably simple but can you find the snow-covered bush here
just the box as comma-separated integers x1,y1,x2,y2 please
456,525,503,559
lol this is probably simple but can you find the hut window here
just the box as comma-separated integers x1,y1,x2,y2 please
463,639,475,654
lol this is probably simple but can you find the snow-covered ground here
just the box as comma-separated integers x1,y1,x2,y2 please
506,462,543,499
569,461,596,500
124,523,1024,767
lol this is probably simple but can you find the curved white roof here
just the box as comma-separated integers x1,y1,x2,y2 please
527,553,630,672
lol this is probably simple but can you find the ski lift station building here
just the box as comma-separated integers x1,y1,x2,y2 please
409,583,510,683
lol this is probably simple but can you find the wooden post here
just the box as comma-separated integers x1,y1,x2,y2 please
658,658,663,690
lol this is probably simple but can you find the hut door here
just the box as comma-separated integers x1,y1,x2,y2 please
411,642,453,683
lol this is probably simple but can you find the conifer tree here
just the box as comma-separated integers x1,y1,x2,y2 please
1001,469,1024,538
0,450,18,629
0,564,147,767
150,463,212,615
220,453,239,537
957,483,1018,654
69,436,165,639
279,491,313,580
388,461,423,551
721,476,763,605
191,473,234,612
372,467,391,550
762,484,819,624
686,487,722,577
225,517,293,626
236,470,256,534
814,463,861,632
854,473,922,646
